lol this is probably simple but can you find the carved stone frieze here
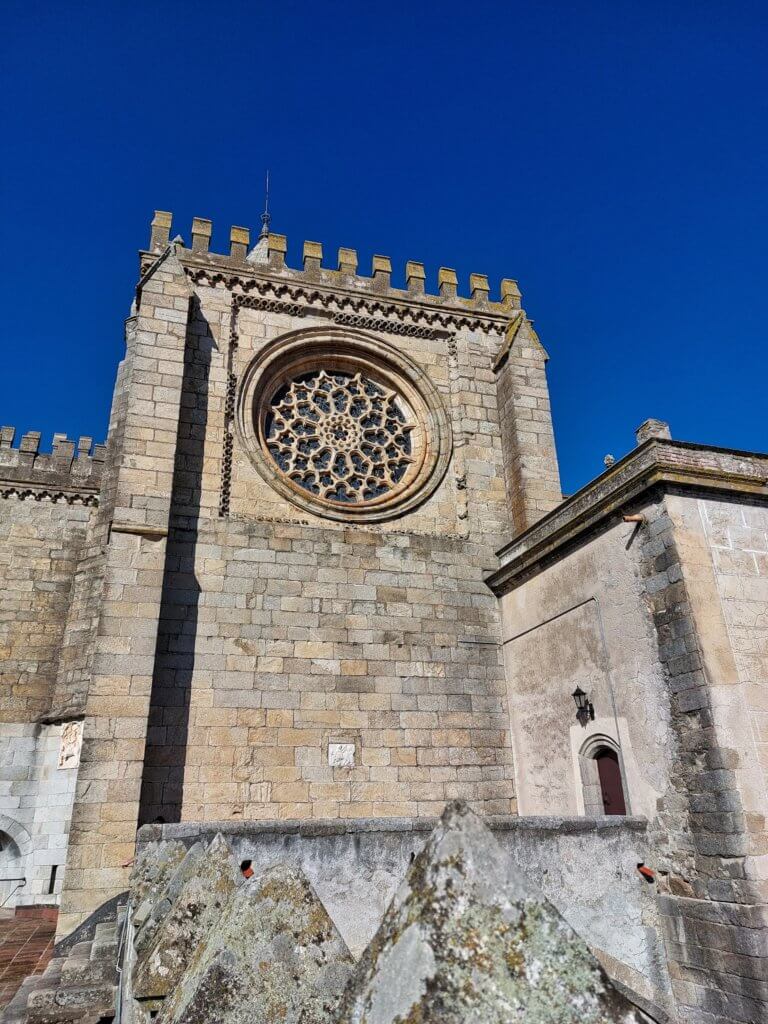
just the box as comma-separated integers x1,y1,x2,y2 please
185,267,507,336
0,486,98,505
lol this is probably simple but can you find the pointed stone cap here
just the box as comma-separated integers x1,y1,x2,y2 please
132,833,239,1000
335,801,646,1023
246,234,269,265
133,840,207,955
160,863,354,1024
129,838,187,927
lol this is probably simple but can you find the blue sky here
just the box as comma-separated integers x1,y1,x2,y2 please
2,1,766,494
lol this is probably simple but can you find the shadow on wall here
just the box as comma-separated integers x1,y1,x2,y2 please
138,297,214,825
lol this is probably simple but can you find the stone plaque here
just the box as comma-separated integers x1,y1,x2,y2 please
328,742,355,768
58,721,83,770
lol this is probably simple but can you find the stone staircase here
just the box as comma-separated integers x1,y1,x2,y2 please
2,908,124,1024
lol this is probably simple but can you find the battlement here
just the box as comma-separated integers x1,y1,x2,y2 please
146,211,522,312
0,427,105,502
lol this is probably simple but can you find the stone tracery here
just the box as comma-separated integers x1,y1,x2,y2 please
264,369,415,504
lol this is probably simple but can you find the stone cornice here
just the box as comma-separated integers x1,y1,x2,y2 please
487,438,768,595
0,484,99,505
139,250,513,336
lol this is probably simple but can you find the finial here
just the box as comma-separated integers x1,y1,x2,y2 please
258,169,271,241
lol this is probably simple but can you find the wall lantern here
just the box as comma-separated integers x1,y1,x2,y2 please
571,686,595,726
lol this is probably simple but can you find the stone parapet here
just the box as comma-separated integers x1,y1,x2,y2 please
137,811,648,844
488,437,768,594
0,428,105,503
134,812,671,1020
141,211,522,319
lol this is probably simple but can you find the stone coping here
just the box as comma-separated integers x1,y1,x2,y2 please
487,437,768,595
137,813,648,847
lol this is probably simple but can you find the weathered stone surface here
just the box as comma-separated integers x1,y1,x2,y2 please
158,863,354,1024
133,841,206,954
335,802,646,1023
132,833,238,999
129,838,187,925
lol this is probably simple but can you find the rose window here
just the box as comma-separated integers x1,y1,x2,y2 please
264,370,415,504
238,330,452,522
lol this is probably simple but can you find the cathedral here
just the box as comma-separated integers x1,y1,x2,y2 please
0,211,766,1023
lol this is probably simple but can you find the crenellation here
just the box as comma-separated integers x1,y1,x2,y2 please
470,273,490,303
303,240,323,274
267,232,287,268
438,267,458,298
0,428,105,498
52,435,76,464
405,260,426,294
143,213,522,312
19,430,41,455
150,210,172,251
370,253,392,292
229,226,249,261
500,278,522,309
337,247,358,275
191,217,212,253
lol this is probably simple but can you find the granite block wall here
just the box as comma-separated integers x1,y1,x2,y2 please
494,315,563,533
0,497,92,723
135,260,536,825
139,519,515,824
694,495,768,824
59,249,192,937
0,435,101,910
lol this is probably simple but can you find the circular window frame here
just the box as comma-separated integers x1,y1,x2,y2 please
236,327,452,522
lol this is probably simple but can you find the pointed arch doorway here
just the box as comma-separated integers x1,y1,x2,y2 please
577,736,629,816
594,746,626,815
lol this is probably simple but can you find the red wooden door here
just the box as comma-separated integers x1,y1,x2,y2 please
595,748,626,815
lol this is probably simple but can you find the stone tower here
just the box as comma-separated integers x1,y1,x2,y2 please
53,213,561,934
3,210,767,1024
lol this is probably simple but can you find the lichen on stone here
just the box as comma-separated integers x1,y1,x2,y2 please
133,840,210,959
157,862,354,1024
333,802,647,1023
126,807,651,1024
130,838,188,933
132,833,239,1000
